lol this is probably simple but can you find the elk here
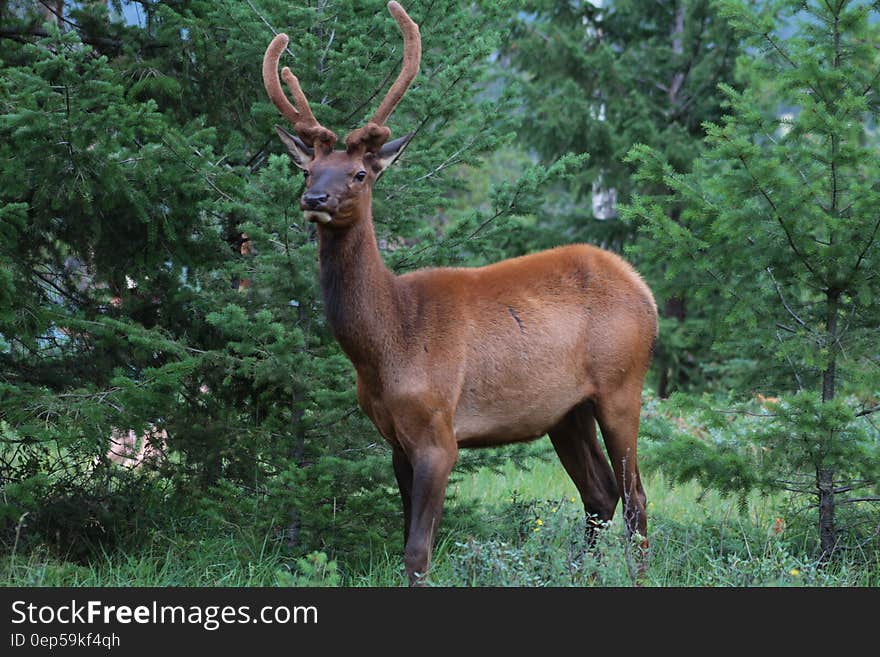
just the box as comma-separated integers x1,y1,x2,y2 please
262,2,658,585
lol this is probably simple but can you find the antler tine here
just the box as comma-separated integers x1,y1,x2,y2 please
371,2,421,126
262,33,336,150
262,34,300,125
344,2,421,152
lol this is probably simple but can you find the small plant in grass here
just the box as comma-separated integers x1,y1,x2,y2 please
702,541,844,587
277,551,340,587
444,496,643,587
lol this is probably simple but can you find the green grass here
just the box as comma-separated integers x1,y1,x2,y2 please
349,453,879,587
3,448,878,587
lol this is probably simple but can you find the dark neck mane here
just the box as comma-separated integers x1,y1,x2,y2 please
317,212,398,369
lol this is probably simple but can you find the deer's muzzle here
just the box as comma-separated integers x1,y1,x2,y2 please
301,192,337,224
304,210,333,224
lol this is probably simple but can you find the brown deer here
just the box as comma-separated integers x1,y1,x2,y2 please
262,1,658,585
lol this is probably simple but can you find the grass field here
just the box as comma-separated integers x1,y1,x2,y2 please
4,443,878,587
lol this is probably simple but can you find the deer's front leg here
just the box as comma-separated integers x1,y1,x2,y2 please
392,446,413,548
404,443,457,585
393,406,458,586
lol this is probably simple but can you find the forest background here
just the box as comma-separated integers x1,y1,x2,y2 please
1,0,878,586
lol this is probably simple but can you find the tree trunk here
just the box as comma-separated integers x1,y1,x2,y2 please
39,0,64,26
285,399,307,548
657,203,687,398
657,294,686,399
818,290,840,559
660,3,687,398
817,467,835,559
668,3,686,108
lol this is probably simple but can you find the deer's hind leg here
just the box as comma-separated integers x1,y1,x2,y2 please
548,400,619,548
594,381,649,570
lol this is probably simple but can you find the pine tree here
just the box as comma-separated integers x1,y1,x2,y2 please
624,0,880,557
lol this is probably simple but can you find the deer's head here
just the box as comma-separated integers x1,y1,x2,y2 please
263,2,420,228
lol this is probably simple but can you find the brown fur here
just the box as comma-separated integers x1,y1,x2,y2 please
370,1,421,126
262,33,337,151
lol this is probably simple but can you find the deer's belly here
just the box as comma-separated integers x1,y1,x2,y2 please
452,377,589,447
450,324,596,446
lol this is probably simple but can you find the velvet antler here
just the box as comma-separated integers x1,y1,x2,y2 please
345,2,421,153
262,33,337,152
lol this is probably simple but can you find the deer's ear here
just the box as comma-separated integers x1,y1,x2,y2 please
372,133,414,175
275,125,314,170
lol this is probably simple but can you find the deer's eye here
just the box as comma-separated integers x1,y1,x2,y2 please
302,170,310,179
354,170,367,182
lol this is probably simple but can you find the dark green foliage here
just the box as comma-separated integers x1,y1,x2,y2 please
624,0,880,555
507,0,739,200
0,0,582,571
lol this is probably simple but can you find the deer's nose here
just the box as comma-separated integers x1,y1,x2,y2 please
302,192,329,209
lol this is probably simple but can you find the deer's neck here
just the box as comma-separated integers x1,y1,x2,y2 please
317,209,400,371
